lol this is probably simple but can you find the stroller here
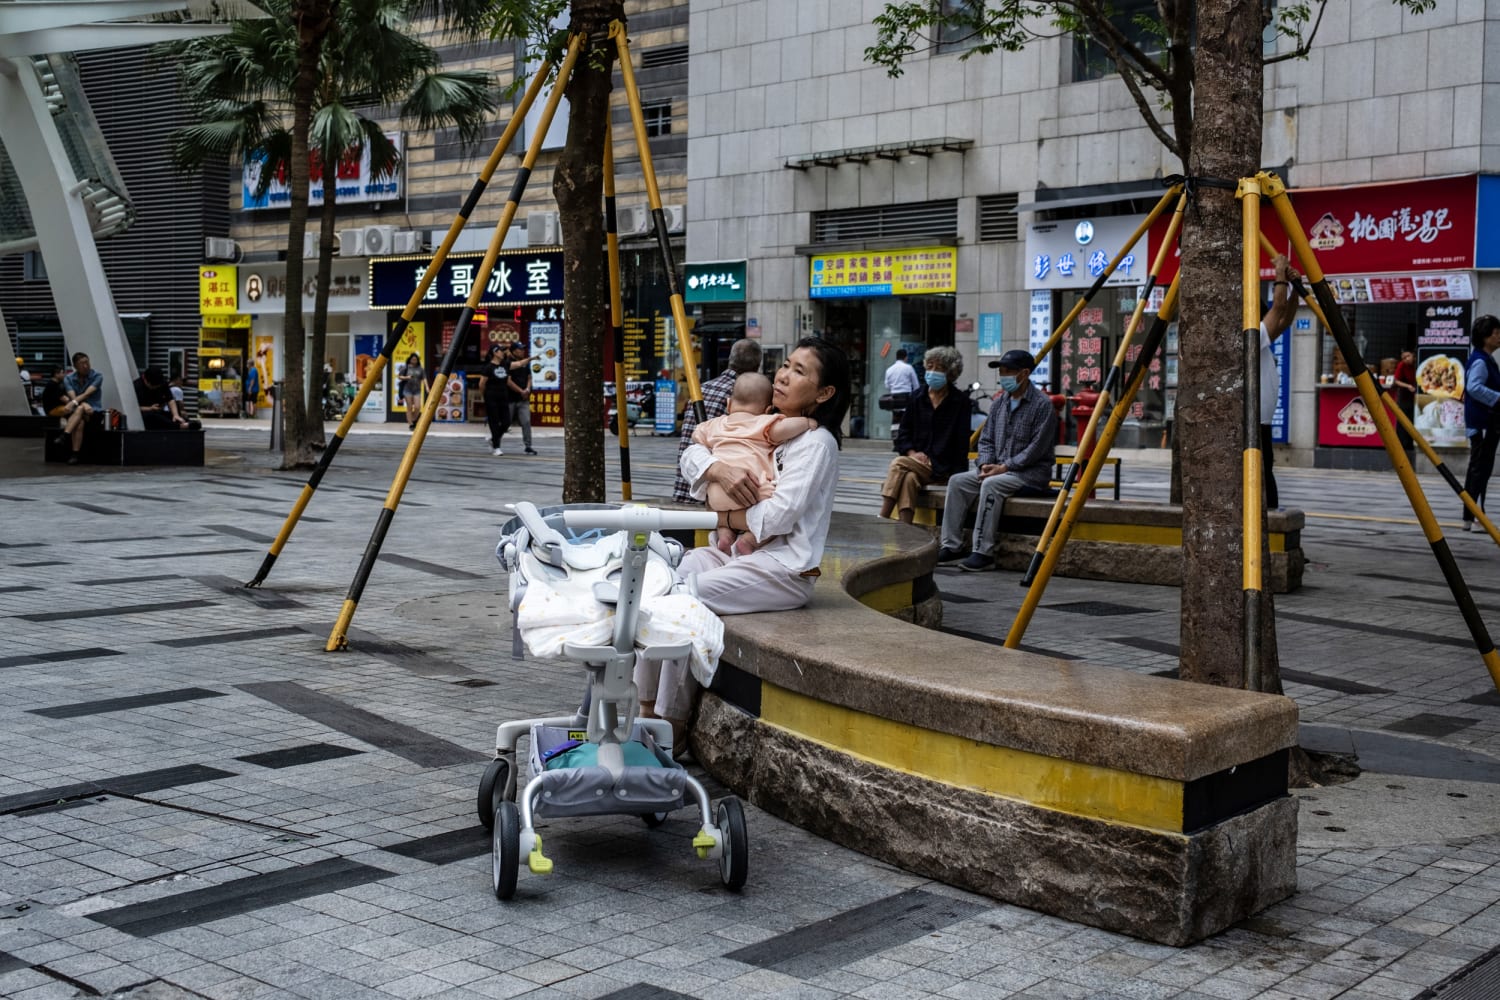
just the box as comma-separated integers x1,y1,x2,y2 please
479,501,748,899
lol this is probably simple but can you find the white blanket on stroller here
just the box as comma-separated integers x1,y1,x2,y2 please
515,577,725,687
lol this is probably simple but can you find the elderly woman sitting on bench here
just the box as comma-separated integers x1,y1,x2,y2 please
879,345,971,525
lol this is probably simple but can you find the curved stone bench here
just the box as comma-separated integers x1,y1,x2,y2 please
692,514,1299,946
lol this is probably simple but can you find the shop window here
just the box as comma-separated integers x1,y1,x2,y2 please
643,102,673,137
978,194,1020,242
22,251,47,282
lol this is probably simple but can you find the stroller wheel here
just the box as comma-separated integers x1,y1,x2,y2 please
715,797,748,891
477,758,512,830
641,811,669,828
492,801,520,900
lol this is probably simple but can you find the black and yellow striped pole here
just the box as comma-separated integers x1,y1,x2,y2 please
244,63,556,589
1238,176,1265,692
612,21,704,426
1030,184,1183,369
1006,275,1181,650
603,139,632,500
1255,233,1500,548
1020,191,1187,586
326,35,585,651
1264,170,1500,689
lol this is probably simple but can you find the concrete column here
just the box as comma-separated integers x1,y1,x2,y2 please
0,56,142,430
0,301,32,415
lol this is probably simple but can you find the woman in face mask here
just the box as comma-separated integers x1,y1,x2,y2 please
879,345,971,524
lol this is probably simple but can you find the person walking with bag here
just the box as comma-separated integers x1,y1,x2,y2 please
477,345,512,456
506,341,537,455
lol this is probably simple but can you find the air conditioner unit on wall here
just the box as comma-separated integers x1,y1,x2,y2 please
337,228,366,256
527,211,560,247
662,204,685,234
203,237,237,261
616,205,651,237
361,225,397,255
392,230,422,254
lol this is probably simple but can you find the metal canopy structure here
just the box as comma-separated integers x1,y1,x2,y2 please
0,0,260,420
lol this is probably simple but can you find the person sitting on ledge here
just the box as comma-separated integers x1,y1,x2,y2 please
879,345,971,525
936,348,1056,572
134,366,195,430
42,365,91,464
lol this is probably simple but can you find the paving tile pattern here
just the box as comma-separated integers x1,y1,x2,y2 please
0,430,1496,999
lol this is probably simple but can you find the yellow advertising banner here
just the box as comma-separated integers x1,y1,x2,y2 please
199,265,240,315
251,336,275,405
808,246,957,298
202,314,251,328
392,321,425,414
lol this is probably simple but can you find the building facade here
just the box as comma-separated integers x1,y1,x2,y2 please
685,0,1500,461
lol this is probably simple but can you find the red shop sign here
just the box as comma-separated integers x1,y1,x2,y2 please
1316,385,1384,448
1145,174,1476,284
1290,174,1476,274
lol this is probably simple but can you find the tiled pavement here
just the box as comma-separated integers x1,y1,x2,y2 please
1,425,1498,1000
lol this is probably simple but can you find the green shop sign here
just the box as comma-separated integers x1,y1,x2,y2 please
684,260,746,303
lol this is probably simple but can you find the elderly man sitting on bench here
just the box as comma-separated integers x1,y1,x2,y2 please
937,349,1056,572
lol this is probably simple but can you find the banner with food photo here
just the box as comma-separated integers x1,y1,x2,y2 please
529,322,562,390
434,373,467,424
1414,303,1472,447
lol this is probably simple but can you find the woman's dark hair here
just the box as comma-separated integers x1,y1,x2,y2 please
1473,315,1500,350
794,336,851,448
406,352,420,365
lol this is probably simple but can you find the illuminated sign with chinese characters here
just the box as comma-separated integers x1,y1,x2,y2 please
685,261,747,303
199,265,239,315
808,247,957,298
1024,217,1146,290
367,250,565,309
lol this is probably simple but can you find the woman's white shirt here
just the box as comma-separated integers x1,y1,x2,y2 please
680,426,839,575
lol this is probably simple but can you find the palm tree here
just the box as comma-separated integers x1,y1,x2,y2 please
162,0,496,465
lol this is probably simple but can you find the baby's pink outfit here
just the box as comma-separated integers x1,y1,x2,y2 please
692,412,784,502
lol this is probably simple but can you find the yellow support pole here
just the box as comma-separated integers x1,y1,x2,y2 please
1238,176,1264,692
1005,276,1181,649
326,34,586,651
245,63,555,588
603,140,633,500
1021,192,1188,585
612,22,704,425
1264,171,1500,690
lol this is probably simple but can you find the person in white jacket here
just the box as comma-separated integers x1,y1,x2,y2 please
637,337,853,741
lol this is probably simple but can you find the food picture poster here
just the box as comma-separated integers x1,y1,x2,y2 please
1415,303,1471,445
530,323,562,390
434,374,467,423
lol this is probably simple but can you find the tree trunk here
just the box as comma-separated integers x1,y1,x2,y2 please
1175,0,1280,692
280,0,333,469
554,1,622,503
305,159,337,448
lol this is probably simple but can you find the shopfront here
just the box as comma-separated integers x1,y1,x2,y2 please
808,247,956,440
683,259,747,379
368,247,565,425
232,259,386,421
1025,215,1171,447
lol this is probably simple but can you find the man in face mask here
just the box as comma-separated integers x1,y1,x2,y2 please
937,349,1057,571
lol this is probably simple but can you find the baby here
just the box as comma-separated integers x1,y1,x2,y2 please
691,372,816,554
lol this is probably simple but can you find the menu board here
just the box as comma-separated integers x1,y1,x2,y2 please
529,322,562,390
433,374,466,423
1331,272,1474,304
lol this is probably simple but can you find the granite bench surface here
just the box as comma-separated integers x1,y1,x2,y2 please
711,515,1298,783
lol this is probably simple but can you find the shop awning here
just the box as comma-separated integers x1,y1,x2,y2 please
1013,180,1174,214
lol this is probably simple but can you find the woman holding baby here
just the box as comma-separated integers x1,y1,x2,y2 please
637,337,852,740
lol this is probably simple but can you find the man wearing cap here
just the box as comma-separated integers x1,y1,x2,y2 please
938,349,1056,571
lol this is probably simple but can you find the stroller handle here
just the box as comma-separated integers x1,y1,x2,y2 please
563,506,718,534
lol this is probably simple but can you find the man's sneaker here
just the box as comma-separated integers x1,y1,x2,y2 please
958,553,996,572
525,448,538,455
936,546,965,564
492,447,504,456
